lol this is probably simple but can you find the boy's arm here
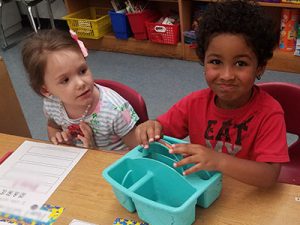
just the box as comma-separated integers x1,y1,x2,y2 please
217,153,281,188
135,120,163,148
122,126,139,150
172,144,281,188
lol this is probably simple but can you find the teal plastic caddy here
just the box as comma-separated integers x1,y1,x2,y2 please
102,136,222,225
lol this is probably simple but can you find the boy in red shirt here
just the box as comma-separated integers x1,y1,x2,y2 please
135,0,289,188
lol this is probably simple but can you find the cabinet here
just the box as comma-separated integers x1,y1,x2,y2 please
0,57,31,138
64,0,300,74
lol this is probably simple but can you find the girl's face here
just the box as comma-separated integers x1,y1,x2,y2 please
41,49,97,110
204,34,264,109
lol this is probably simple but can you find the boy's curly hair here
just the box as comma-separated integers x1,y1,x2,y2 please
196,0,278,67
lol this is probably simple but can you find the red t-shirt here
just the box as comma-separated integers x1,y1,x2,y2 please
157,86,289,163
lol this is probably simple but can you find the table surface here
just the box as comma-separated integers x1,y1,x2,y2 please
0,133,300,225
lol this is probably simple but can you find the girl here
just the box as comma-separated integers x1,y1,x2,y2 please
135,0,289,188
22,29,138,151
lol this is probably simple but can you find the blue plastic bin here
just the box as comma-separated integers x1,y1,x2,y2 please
109,10,132,39
102,136,222,225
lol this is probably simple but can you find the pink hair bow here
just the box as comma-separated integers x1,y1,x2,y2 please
69,29,88,58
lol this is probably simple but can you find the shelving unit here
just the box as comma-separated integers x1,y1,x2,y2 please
64,0,300,74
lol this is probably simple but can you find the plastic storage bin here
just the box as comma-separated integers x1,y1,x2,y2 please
146,22,180,45
63,7,111,39
126,10,159,40
109,10,132,39
102,136,222,225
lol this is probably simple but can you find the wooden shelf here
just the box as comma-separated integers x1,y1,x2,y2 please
183,44,198,61
150,0,179,2
268,50,300,73
82,34,183,59
64,0,300,74
183,44,300,73
259,2,300,9
193,0,300,8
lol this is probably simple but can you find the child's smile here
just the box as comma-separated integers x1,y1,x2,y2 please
204,34,263,109
218,83,237,92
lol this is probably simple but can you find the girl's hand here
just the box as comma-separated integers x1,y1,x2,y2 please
135,120,163,148
77,121,96,148
50,130,73,145
170,143,222,175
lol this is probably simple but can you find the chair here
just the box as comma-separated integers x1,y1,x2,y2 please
95,79,149,125
0,0,55,49
258,82,300,185
19,0,55,32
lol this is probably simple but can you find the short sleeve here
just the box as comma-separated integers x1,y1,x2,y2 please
113,101,139,137
43,105,50,119
252,111,289,163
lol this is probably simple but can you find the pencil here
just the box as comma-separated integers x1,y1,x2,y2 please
0,151,13,165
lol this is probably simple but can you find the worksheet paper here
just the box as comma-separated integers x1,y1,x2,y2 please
0,141,87,219
0,222,13,225
69,219,98,225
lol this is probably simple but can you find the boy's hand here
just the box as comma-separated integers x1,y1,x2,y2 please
170,143,221,175
77,121,96,148
135,120,163,148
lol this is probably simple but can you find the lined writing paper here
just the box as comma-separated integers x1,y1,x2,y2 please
0,141,87,217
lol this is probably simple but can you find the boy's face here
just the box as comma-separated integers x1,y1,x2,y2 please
41,49,96,109
204,34,264,109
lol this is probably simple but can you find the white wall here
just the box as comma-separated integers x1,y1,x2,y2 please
18,0,67,19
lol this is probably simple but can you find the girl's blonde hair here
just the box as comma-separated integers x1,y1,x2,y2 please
22,29,82,96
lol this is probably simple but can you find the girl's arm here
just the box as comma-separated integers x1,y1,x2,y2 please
47,119,62,141
47,119,72,145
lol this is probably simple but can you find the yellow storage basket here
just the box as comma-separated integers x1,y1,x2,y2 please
63,7,112,39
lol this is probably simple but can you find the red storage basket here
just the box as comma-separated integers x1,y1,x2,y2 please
127,10,159,40
146,22,180,45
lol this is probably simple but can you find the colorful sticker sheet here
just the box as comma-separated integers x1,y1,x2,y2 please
113,218,149,225
0,204,63,225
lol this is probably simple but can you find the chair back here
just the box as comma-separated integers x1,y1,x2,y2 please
95,79,149,125
258,82,300,185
